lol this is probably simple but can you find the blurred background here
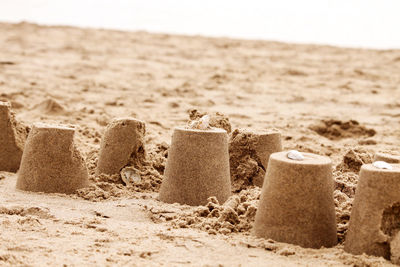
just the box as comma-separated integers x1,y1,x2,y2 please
0,0,399,49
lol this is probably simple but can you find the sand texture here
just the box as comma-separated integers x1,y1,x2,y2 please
0,22,400,266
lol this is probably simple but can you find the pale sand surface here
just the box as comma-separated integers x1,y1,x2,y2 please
1,22,400,266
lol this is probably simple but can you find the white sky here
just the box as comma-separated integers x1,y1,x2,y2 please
0,0,399,49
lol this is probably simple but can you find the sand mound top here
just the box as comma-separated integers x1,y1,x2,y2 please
309,119,376,140
33,98,66,114
188,109,231,133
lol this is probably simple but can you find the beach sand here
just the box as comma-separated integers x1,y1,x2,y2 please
0,22,400,266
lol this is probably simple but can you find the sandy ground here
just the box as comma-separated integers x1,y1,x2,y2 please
1,22,400,266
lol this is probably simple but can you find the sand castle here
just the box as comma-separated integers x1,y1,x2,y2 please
159,126,231,206
253,131,282,177
0,101,27,172
96,118,146,175
16,123,89,193
345,163,400,259
229,129,282,188
253,150,337,248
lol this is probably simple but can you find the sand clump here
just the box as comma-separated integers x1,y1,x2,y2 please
188,109,232,133
75,180,128,201
336,148,373,173
150,142,169,175
0,101,28,172
333,186,354,243
151,187,260,235
333,170,358,198
309,119,376,140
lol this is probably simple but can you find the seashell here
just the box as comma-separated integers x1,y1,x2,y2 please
287,150,305,161
372,161,393,170
120,166,141,185
198,115,210,130
189,120,197,129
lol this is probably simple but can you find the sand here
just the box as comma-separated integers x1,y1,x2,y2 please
0,21,400,266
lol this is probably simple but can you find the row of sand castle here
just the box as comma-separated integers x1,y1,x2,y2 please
1,101,400,261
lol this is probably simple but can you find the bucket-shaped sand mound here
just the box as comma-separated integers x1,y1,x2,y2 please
229,129,282,189
16,123,89,193
96,117,145,175
0,101,26,172
159,127,231,206
345,163,400,259
253,151,337,248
